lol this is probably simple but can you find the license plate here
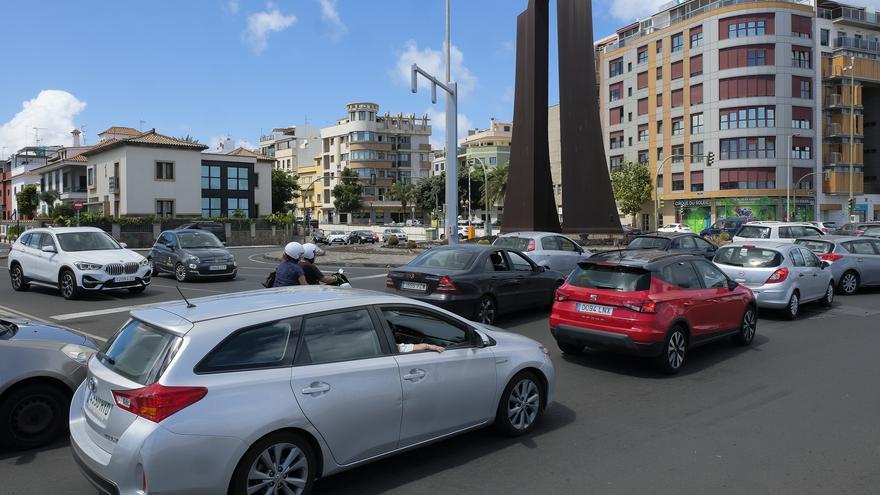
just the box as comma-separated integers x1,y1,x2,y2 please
576,303,614,316
209,265,227,271
400,281,427,292
86,390,113,420
114,275,135,283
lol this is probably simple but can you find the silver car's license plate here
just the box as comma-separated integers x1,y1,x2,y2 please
400,281,427,292
114,275,135,283
576,303,613,316
86,390,113,420
209,265,227,271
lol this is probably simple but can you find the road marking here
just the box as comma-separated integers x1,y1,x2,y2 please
248,254,277,264
51,306,139,321
350,273,389,281
0,304,107,342
150,283,226,294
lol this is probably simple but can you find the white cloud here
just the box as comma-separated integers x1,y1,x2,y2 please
317,0,347,40
224,0,240,14
242,3,297,54
0,90,86,154
236,139,256,150
393,40,477,97
426,107,473,149
204,135,255,152
598,0,669,22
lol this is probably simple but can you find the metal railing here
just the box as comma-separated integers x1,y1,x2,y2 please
835,36,880,53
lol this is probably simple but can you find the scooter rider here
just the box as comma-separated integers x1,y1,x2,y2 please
301,243,339,285
273,242,308,287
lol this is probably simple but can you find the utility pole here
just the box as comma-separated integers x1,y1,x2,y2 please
787,133,801,221
849,56,856,218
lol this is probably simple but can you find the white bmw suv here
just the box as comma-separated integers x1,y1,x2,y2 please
7,227,151,299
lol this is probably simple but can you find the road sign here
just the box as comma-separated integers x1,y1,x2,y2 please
73,201,84,210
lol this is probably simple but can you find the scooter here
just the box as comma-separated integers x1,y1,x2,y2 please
332,268,352,288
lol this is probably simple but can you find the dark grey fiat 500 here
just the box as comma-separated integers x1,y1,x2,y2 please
148,229,237,282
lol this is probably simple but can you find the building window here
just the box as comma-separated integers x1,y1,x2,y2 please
691,141,704,163
719,168,776,189
657,147,664,162
657,93,663,107
792,14,812,38
638,124,649,142
638,97,648,115
820,29,830,46
202,197,221,218
690,55,703,76
691,170,704,192
489,156,497,165
201,165,220,189
156,199,174,218
794,77,812,99
610,106,624,125
609,57,624,77
227,167,249,190
719,137,776,160
656,68,663,80
720,106,775,129
792,47,811,68
609,132,624,149
672,118,684,136
672,146,685,164
155,161,174,180
637,46,648,64
610,82,622,102
228,198,249,217
671,172,685,190
657,120,664,136
671,33,684,52
671,61,683,80
690,27,703,48
671,89,683,107
727,19,767,38
87,167,95,187
656,39,663,54
720,45,774,69
719,75,775,99
691,113,704,134
637,71,648,90
610,155,624,171
791,137,812,160
747,48,767,66
792,106,812,129
638,150,649,163
691,83,703,105
358,111,366,120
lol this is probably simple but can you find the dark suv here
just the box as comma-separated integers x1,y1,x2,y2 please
177,221,226,242
700,217,748,237
596,233,717,260
149,229,237,282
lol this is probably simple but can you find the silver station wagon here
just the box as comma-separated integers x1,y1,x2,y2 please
69,287,555,495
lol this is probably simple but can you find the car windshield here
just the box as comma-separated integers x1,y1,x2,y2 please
331,231,344,235
98,320,180,385
177,231,223,249
795,240,833,254
494,236,531,251
627,237,669,250
823,222,837,228
56,232,121,252
715,246,783,267
568,263,651,292
409,249,478,270
736,225,771,239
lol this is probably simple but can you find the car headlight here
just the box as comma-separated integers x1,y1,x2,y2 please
187,256,200,263
139,258,150,266
61,344,96,365
75,261,103,271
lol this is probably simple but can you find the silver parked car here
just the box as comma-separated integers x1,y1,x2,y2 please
795,235,880,295
70,287,555,494
713,242,834,319
494,232,592,275
1,318,97,450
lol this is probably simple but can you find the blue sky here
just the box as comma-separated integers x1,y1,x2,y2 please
0,0,654,155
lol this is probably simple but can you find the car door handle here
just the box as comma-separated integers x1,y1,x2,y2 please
300,382,331,395
403,369,427,381
683,301,694,306
798,273,805,277
857,258,864,262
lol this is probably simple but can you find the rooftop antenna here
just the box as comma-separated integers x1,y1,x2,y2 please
176,286,196,308
80,125,88,145
33,127,47,146
139,120,147,131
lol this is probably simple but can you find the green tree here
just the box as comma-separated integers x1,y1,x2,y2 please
482,163,509,207
388,180,417,220
415,174,445,219
271,169,299,214
610,161,653,226
52,202,76,220
16,184,40,219
39,190,61,216
175,134,200,144
332,168,363,219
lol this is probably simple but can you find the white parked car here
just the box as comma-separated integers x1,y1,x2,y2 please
326,230,349,245
383,228,408,242
7,227,151,299
732,222,824,244
494,232,592,275
657,223,693,233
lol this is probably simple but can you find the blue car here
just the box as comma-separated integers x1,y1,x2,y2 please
701,217,748,237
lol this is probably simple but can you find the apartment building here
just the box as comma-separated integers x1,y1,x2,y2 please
432,119,512,175
3,145,62,219
31,130,95,215
319,102,432,224
817,1,880,221
296,156,323,224
597,0,821,231
259,125,322,176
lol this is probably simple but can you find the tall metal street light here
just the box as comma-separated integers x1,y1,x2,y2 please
301,175,325,238
469,157,492,236
412,0,458,243
843,56,856,216
786,133,800,221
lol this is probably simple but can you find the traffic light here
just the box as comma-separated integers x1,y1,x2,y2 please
706,151,715,167
848,197,855,211
659,199,665,208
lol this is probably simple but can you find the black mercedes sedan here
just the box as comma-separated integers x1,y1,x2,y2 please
386,244,566,324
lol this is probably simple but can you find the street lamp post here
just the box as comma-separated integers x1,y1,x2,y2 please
791,170,823,221
301,176,324,239
786,133,801,221
468,157,491,236
843,56,856,217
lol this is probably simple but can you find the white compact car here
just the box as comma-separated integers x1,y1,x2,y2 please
657,223,693,233
326,230,349,245
8,227,151,299
732,222,824,244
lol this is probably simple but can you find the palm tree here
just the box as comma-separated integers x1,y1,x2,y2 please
39,190,61,216
482,163,508,207
388,180,417,221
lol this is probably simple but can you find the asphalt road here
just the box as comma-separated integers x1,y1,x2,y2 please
2,246,880,494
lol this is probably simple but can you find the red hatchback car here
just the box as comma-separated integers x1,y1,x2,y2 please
550,251,756,373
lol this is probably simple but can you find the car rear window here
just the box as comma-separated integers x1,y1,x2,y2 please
735,225,771,239
627,237,669,249
715,246,783,267
98,320,180,385
795,240,833,255
493,236,531,251
568,263,651,292
410,249,478,270
864,225,880,235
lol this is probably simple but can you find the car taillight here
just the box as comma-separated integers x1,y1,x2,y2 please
386,273,394,288
821,227,829,233
623,300,656,313
819,253,843,262
112,384,207,423
765,267,789,284
555,289,569,302
436,276,459,293
527,239,535,252
854,230,865,236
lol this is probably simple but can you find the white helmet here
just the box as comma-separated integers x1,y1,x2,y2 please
302,243,318,260
284,242,304,259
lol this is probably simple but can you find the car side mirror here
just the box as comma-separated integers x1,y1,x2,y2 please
727,279,738,291
536,265,546,273
470,330,486,348
119,242,128,249
821,261,830,269
41,245,56,253
221,241,228,247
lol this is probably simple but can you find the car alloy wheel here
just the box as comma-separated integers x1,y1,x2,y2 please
10,264,27,291
840,272,858,295
786,293,799,320
821,283,834,307
60,271,78,300
667,330,686,370
735,306,757,345
507,378,540,431
175,263,187,282
477,296,496,325
247,443,309,495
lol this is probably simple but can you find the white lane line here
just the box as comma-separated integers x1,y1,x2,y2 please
350,274,389,281
248,254,277,264
0,304,107,342
51,306,139,321
150,283,226,294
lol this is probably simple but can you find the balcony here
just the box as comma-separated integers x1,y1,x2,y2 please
823,170,864,195
823,117,863,138
820,6,880,28
823,144,863,167
824,55,880,84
